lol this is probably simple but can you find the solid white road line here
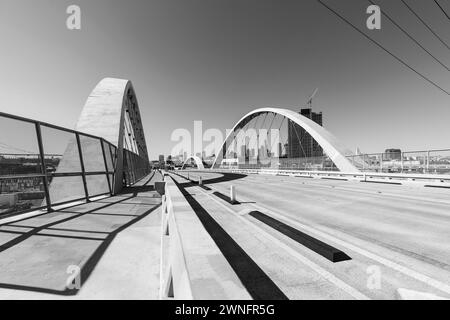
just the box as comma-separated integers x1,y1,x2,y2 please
197,178,450,297
248,202,450,296
189,182,370,300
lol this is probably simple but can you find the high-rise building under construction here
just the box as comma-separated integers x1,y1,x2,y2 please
287,108,323,158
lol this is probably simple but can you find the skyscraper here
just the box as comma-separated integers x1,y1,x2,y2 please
287,108,323,158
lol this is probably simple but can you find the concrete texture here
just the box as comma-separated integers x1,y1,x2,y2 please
2,168,448,300
174,170,450,299
47,77,150,203
397,288,448,300
0,172,163,299
161,176,250,299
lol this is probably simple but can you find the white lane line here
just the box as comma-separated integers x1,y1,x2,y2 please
190,183,370,300
241,175,450,207
290,183,450,207
203,181,450,296
247,202,450,296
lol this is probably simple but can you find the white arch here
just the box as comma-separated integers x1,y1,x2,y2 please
47,78,150,205
182,155,205,170
212,107,358,172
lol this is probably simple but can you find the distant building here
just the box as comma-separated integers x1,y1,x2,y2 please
158,155,164,165
277,143,283,158
287,108,323,158
383,149,401,161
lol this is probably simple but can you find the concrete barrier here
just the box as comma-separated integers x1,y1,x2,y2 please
159,176,249,300
209,168,450,188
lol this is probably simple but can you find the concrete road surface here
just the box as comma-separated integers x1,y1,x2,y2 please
170,170,450,300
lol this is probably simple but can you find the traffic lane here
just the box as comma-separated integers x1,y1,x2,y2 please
170,174,359,300
175,172,450,298
205,175,450,269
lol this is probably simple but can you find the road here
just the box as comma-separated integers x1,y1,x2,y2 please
170,170,450,300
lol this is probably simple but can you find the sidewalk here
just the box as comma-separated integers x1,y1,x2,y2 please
0,172,163,299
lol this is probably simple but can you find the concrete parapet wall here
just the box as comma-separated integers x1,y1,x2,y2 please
210,168,450,188
159,176,249,299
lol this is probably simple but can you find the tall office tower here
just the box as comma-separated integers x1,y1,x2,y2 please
287,108,323,158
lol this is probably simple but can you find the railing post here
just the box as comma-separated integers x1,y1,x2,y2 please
380,153,383,173
401,152,404,173
109,145,116,191
35,123,52,212
76,133,90,201
100,140,113,196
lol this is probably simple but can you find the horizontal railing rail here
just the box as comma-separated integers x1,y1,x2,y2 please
190,168,450,187
159,174,249,299
212,148,450,175
0,111,150,218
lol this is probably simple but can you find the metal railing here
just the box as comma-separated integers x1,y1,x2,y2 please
0,111,150,217
347,150,450,174
206,168,450,187
213,149,450,175
160,174,250,299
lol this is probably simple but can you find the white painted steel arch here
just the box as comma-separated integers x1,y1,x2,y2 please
212,107,358,172
182,155,205,170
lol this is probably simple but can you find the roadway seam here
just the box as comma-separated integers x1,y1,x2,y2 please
188,174,450,297
184,178,370,300
243,197,450,296
245,174,450,207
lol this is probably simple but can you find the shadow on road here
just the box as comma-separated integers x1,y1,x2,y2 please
172,171,247,187
172,177,288,300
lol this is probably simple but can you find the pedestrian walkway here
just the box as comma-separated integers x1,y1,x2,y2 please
0,171,163,299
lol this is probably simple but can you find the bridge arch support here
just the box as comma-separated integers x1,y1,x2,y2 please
47,78,150,203
212,107,358,172
182,155,205,170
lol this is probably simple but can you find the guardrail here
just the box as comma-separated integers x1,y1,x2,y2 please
210,148,450,174
0,111,150,218
205,168,450,187
347,149,450,174
159,174,249,299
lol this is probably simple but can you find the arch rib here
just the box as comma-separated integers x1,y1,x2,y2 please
182,155,205,170
212,107,358,172
47,78,150,204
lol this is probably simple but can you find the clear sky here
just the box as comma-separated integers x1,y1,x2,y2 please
0,0,449,159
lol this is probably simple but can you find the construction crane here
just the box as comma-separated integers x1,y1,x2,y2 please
305,88,319,110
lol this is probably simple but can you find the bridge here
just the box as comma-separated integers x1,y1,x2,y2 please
0,78,449,300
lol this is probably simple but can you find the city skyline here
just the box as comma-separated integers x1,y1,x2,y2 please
1,1,450,304
0,0,449,160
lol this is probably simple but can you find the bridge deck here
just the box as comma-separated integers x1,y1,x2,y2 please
172,171,450,299
0,172,163,299
1,169,449,299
